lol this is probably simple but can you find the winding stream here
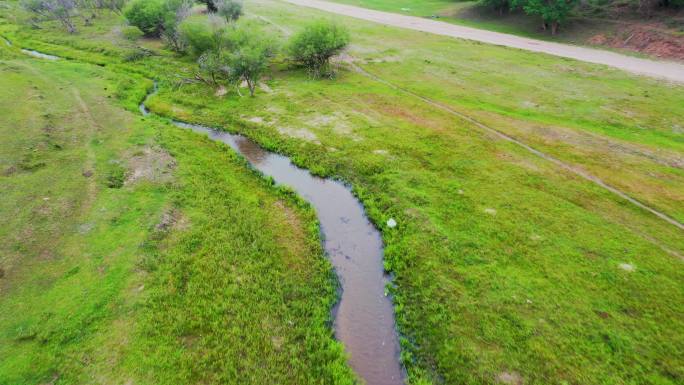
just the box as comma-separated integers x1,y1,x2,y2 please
11,40,405,383
140,92,405,384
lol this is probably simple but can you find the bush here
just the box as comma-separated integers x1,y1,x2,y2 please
480,0,510,14
179,15,229,56
217,0,243,22
288,20,349,78
161,0,192,51
198,0,218,12
105,163,126,188
21,0,78,33
121,25,144,41
124,0,166,36
123,47,153,62
224,23,277,96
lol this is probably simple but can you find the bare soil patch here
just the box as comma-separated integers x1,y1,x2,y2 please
125,146,176,186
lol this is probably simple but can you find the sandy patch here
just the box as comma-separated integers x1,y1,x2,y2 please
246,116,264,124
215,86,228,97
125,146,176,186
497,371,523,385
259,82,273,93
277,126,319,143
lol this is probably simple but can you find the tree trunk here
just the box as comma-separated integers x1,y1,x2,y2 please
551,21,559,35
247,79,255,97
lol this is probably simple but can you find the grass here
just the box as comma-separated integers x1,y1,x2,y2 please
1,1,683,385
0,39,353,384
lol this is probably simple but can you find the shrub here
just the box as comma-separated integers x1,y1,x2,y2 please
21,0,78,33
217,0,243,22
480,0,510,14
225,24,277,96
161,0,192,51
105,163,126,188
288,20,349,78
198,0,218,12
179,15,229,56
123,47,153,62
123,0,166,36
197,50,227,84
121,25,144,41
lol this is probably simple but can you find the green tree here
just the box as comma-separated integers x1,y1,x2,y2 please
198,0,218,12
520,0,578,34
123,0,166,36
179,15,230,56
288,20,350,78
197,50,227,85
161,0,192,52
480,0,510,15
225,25,276,96
217,0,243,22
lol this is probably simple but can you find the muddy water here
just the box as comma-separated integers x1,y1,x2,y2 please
141,102,404,384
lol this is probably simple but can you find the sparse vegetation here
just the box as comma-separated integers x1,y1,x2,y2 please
22,0,78,33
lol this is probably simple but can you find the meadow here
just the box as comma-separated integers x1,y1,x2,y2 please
0,36,353,384
0,0,683,384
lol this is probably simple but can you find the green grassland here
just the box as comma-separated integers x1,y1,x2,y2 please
0,43,353,384
1,0,683,384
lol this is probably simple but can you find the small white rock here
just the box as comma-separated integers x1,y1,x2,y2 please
457,189,464,195
484,208,497,216
387,218,397,228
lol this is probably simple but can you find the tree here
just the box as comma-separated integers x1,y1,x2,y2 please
196,50,228,84
99,0,126,13
123,0,166,36
520,0,578,34
225,25,276,96
179,15,230,56
480,0,510,15
288,20,349,78
198,0,218,12
22,0,78,33
216,0,242,22
162,0,192,52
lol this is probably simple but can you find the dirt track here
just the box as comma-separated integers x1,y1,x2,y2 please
282,0,684,83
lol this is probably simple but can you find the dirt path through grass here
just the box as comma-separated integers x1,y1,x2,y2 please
282,0,684,83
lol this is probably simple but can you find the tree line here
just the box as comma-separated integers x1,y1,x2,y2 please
480,0,683,34
21,0,351,97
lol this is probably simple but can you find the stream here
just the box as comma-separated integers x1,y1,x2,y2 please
140,91,405,385
9,38,406,383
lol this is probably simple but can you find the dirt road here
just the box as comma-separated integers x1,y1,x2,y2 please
282,0,684,83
